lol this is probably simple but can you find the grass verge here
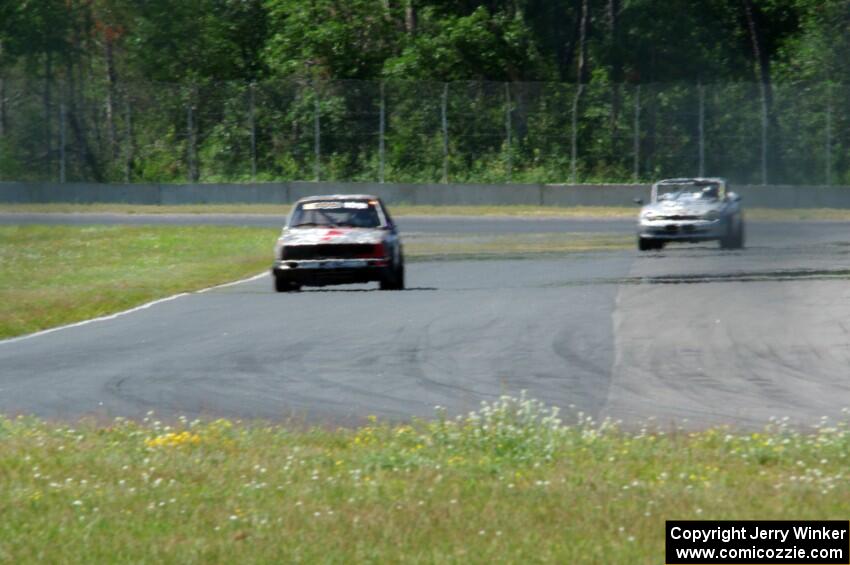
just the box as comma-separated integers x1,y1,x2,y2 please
407,232,631,259
5,202,850,221
1,395,847,562
0,225,276,339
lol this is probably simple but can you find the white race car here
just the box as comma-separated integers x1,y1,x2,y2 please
636,177,744,251
271,195,405,291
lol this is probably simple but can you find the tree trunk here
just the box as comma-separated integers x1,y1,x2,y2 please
124,96,133,183
608,0,622,144
576,0,590,84
65,54,103,182
104,34,119,157
43,52,53,170
558,14,579,82
570,0,589,183
643,50,656,172
741,0,774,184
404,0,416,34
0,77,6,138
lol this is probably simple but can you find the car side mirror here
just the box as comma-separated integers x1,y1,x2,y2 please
727,192,741,202
633,197,644,205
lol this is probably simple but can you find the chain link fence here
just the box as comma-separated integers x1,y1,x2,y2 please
0,78,847,186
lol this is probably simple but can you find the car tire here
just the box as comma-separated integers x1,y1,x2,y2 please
719,221,733,249
638,237,662,251
274,275,300,293
380,260,405,291
733,219,746,249
720,217,745,250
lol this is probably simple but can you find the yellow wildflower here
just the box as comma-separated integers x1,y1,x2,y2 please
145,431,202,448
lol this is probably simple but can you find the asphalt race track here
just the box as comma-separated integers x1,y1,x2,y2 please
2,214,850,428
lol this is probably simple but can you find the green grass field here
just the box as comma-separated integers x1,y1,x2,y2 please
6,202,850,221
0,225,276,339
1,395,847,562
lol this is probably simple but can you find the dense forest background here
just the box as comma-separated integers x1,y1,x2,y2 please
0,0,848,185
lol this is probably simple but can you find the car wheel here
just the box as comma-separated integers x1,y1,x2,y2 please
638,237,662,251
719,221,735,249
733,219,746,249
274,275,300,293
380,260,405,291
720,217,744,250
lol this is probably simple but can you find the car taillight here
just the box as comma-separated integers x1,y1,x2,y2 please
367,243,386,259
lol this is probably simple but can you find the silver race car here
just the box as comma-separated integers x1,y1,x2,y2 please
272,195,405,292
636,177,744,251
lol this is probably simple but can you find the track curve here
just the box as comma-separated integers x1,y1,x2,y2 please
2,215,850,428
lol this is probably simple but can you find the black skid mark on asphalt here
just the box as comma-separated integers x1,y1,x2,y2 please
541,267,850,288
639,241,850,259
631,267,850,284
411,250,632,263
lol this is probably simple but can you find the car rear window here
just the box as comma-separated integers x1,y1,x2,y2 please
290,201,382,228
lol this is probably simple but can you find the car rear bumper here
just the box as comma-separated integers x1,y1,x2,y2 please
272,259,389,286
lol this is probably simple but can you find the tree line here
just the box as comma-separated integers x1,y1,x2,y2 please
0,1,847,185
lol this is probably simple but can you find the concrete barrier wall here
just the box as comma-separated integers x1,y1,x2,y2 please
0,182,163,204
2,180,849,209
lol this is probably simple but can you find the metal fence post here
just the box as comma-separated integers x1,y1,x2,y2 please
124,96,133,183
633,84,641,183
59,100,66,183
759,85,768,186
441,83,448,184
825,84,832,186
187,88,198,183
249,82,257,181
505,82,512,182
379,80,385,183
314,83,321,182
571,84,583,184
698,82,705,177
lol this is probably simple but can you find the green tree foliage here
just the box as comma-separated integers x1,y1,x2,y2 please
777,0,850,81
383,5,550,81
5,1,849,91
127,0,269,83
263,0,400,79
1,0,849,184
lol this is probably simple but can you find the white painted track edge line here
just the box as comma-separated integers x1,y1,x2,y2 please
0,271,269,346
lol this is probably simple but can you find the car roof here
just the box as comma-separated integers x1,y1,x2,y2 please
654,177,726,185
295,194,379,203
